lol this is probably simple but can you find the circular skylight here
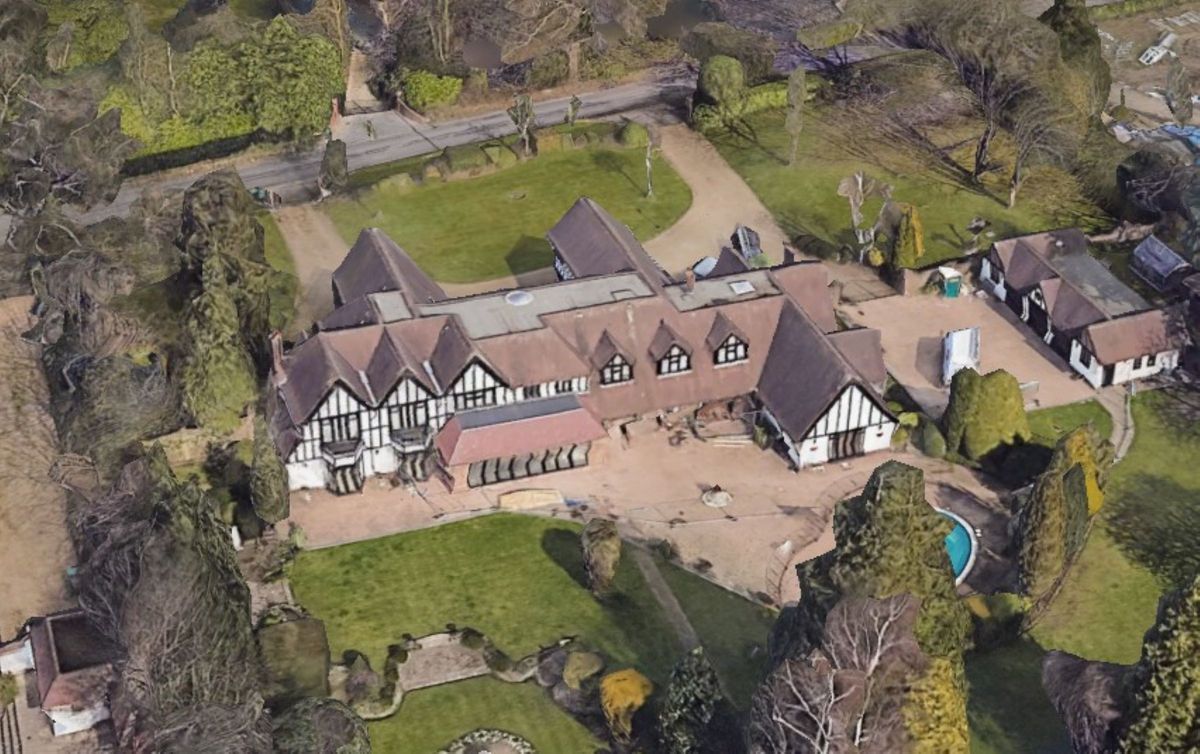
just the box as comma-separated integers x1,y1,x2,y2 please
505,290,534,306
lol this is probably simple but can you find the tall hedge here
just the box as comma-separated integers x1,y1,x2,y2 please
943,368,1030,461
403,70,462,113
250,415,289,524
1117,575,1200,753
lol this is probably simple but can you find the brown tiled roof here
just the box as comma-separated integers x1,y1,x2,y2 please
429,318,482,389
827,328,887,392
435,395,607,466
546,198,673,287
28,610,116,712
757,302,890,441
475,328,591,386
648,320,690,360
1080,310,1177,365
589,329,633,369
766,262,837,332
705,311,745,350
333,228,447,307
709,247,750,277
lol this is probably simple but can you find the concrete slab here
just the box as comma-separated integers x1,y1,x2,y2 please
844,291,1096,416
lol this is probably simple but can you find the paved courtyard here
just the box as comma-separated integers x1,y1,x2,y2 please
844,292,1096,416
288,432,999,605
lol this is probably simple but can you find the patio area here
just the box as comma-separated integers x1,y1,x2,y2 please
843,292,1096,416
287,431,1000,605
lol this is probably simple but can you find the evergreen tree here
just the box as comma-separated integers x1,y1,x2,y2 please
318,138,349,195
893,203,926,269
1017,458,1069,598
659,647,723,754
182,254,256,432
250,415,289,524
942,368,1030,461
697,55,746,122
1118,575,1200,753
241,17,342,140
1039,0,1111,118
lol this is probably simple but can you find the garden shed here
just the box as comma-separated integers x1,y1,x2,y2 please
1131,235,1193,291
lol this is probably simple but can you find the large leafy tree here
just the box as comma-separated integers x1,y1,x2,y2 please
697,55,746,122
659,647,723,753
1039,0,1111,118
771,462,972,751
242,17,342,140
1117,575,1200,753
581,518,621,596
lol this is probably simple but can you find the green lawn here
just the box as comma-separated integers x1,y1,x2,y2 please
260,210,298,331
657,559,775,709
706,56,1107,266
968,392,1200,752
369,676,600,754
1027,399,1113,448
322,146,692,283
291,514,682,676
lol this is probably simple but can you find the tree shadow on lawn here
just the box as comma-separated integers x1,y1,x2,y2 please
542,527,590,590
966,637,1072,754
590,150,641,193
1105,474,1200,591
506,235,553,277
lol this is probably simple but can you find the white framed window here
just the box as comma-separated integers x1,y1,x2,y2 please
454,386,497,411
525,384,543,399
657,345,691,376
714,334,748,365
555,379,575,394
600,354,632,385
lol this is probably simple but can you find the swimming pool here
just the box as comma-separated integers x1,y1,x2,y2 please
936,509,978,585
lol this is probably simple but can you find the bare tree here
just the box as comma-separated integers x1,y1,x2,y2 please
565,93,582,126
507,94,535,156
1166,56,1194,126
786,66,808,166
749,595,926,753
1006,92,1079,208
428,0,452,65
910,0,1056,180
836,172,892,259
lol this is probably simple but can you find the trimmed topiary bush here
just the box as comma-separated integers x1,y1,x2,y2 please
617,121,650,147
916,419,947,459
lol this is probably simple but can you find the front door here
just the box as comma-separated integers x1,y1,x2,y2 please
828,429,866,461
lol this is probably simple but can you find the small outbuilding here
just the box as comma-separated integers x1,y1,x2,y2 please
942,327,981,386
1131,235,1193,291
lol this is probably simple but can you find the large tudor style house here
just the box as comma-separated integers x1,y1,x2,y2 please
981,229,1180,388
268,198,897,495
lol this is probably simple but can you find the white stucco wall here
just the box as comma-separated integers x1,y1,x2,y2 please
0,637,33,673
286,459,328,491
1069,340,1105,388
48,704,109,737
1111,350,1179,385
863,422,896,453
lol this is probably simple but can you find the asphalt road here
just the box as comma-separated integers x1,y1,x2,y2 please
75,66,699,225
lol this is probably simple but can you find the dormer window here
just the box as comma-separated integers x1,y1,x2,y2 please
658,345,691,376
601,354,633,385
714,334,748,365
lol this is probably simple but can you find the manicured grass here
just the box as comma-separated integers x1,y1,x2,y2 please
966,640,1072,754
290,514,682,679
322,146,692,283
1031,392,1200,662
369,676,600,753
706,57,1108,266
1027,399,1113,448
260,210,298,331
657,559,776,709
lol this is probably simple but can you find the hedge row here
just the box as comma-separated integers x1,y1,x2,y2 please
691,81,790,132
1090,0,1193,20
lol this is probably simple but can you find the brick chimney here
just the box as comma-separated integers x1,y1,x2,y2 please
270,331,287,385
684,268,696,292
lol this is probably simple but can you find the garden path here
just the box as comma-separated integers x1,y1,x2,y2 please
644,125,789,274
1096,386,1135,461
272,205,352,333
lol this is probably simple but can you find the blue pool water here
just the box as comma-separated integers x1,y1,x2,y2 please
941,513,974,578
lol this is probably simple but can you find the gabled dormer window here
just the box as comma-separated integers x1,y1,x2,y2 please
601,354,633,385
714,334,748,365
658,345,691,375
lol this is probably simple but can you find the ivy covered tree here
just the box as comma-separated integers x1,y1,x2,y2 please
319,138,349,196
182,254,256,432
659,647,723,753
1039,0,1112,118
942,368,1030,461
1117,574,1200,753
581,518,621,596
250,414,289,524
